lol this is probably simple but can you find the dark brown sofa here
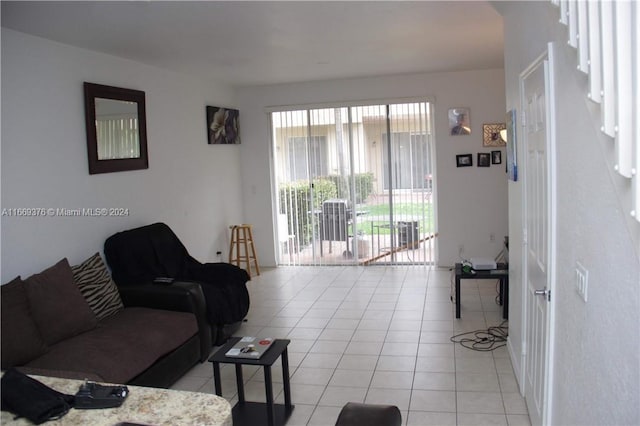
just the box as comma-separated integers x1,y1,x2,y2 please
1,255,210,388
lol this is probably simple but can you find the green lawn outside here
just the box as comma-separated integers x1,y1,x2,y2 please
351,203,434,235
359,202,430,217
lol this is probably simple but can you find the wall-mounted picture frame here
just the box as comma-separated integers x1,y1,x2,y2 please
505,109,517,181
491,150,502,164
478,153,491,167
482,123,507,147
449,108,471,136
456,154,473,167
206,106,241,144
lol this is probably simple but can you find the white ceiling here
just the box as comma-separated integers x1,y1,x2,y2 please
1,1,504,87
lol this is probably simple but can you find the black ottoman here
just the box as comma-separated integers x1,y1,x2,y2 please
335,402,402,426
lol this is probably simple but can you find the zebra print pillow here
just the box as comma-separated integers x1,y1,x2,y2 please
71,252,123,321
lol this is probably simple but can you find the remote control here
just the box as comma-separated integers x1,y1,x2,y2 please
74,381,129,409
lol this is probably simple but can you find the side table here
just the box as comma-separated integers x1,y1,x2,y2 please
209,337,294,426
454,263,509,319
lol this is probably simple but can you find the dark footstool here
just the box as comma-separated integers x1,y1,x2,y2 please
335,402,402,426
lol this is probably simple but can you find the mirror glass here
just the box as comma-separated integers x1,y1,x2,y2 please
84,82,148,174
95,98,140,160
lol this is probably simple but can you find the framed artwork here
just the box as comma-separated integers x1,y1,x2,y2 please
491,150,502,164
206,106,241,144
449,108,471,135
456,154,473,167
482,123,507,147
505,109,517,181
478,153,491,167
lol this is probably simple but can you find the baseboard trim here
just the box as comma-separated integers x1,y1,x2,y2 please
507,336,525,396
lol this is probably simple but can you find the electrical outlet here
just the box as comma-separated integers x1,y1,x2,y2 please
458,244,464,257
490,233,495,242
575,261,588,302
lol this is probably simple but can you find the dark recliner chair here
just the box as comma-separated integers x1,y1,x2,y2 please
104,223,250,351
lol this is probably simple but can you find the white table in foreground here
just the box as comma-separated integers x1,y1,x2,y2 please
1,374,232,426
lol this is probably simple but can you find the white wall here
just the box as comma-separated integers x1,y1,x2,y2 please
1,29,243,282
498,2,640,425
236,70,508,267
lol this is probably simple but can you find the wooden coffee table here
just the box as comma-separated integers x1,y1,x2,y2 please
209,337,294,426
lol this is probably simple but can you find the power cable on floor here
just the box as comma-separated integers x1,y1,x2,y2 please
450,320,508,351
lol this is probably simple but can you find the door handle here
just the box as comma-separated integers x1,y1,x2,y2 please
534,288,551,301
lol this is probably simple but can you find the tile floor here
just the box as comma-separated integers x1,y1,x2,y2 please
172,266,531,426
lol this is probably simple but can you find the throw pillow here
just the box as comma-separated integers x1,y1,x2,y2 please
71,252,124,321
1,277,48,369
24,258,97,345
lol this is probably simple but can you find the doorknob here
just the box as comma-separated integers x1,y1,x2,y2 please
534,288,550,301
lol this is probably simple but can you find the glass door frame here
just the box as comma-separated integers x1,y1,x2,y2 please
270,98,437,266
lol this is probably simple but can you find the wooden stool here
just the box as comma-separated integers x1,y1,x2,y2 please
229,224,260,277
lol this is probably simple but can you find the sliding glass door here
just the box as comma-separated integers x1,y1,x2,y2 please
272,101,435,266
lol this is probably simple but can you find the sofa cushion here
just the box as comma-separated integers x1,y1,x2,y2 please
24,307,198,385
24,258,97,345
1,277,48,369
71,252,124,321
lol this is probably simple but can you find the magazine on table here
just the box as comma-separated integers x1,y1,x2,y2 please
225,337,274,359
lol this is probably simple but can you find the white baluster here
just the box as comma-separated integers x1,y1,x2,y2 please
587,0,602,103
614,0,633,178
577,0,589,73
560,0,569,25
633,1,640,222
600,0,616,138
568,0,578,48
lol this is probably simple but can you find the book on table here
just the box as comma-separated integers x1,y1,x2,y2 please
225,337,274,359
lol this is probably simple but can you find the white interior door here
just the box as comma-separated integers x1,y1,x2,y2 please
521,44,556,426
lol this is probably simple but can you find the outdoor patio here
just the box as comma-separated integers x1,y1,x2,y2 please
278,190,435,266
280,229,437,266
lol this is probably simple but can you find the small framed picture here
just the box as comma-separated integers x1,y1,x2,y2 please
491,150,502,164
482,123,507,147
206,106,241,144
449,108,471,136
456,154,473,167
478,153,491,167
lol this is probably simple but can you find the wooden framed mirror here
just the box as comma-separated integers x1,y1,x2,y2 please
84,82,148,174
